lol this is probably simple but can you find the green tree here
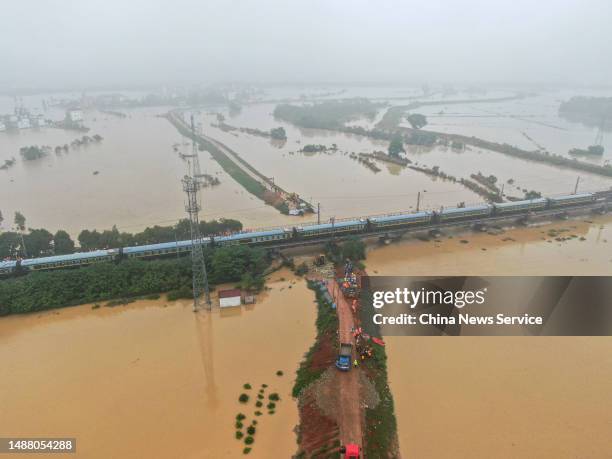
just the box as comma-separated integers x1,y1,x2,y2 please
388,135,405,157
0,210,3,229
23,229,53,257
341,236,366,261
14,212,26,232
78,229,102,250
270,127,287,140
406,113,427,129
54,230,75,254
0,232,20,258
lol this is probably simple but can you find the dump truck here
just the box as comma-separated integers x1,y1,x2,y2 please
335,343,353,371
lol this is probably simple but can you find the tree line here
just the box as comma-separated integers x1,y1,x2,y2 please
0,244,269,316
0,210,242,259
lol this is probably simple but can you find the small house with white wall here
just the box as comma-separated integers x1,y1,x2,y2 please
218,289,242,308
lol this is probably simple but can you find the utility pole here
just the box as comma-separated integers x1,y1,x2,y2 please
317,202,320,224
181,111,211,311
574,176,580,195
416,191,421,212
500,183,505,200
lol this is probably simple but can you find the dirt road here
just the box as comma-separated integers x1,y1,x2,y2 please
328,280,364,447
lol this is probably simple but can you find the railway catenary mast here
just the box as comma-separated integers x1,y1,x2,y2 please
182,112,211,311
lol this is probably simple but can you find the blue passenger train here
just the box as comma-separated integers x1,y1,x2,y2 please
0,192,600,276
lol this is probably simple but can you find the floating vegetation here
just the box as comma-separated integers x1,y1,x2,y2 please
238,394,249,403
243,447,251,454
235,431,244,439
243,383,252,390
244,436,254,445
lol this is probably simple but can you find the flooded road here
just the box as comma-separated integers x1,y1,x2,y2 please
366,216,612,458
0,270,315,458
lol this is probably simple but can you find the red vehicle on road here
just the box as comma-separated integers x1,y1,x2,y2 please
340,444,361,458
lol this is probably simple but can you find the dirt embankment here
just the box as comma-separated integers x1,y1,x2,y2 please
294,273,401,458
294,318,340,457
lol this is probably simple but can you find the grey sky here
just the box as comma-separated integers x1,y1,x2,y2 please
1,0,611,89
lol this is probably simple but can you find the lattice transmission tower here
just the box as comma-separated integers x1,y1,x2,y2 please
182,112,211,311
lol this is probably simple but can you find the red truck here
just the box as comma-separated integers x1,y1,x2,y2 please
340,444,361,458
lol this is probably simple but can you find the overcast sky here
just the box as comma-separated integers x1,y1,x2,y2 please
1,0,611,89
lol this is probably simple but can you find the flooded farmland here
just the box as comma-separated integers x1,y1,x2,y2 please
2,87,612,238
365,216,612,458
0,270,315,459
0,105,296,236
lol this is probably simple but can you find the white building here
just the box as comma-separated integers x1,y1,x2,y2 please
219,289,242,308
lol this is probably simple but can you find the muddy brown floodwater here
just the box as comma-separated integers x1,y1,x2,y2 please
0,270,315,459
366,216,612,458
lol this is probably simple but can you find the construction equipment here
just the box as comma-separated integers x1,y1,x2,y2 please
336,343,353,371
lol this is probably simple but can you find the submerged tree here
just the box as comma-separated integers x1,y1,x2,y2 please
388,135,405,157
406,113,428,129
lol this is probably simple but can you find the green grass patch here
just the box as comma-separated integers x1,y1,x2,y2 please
292,281,339,398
